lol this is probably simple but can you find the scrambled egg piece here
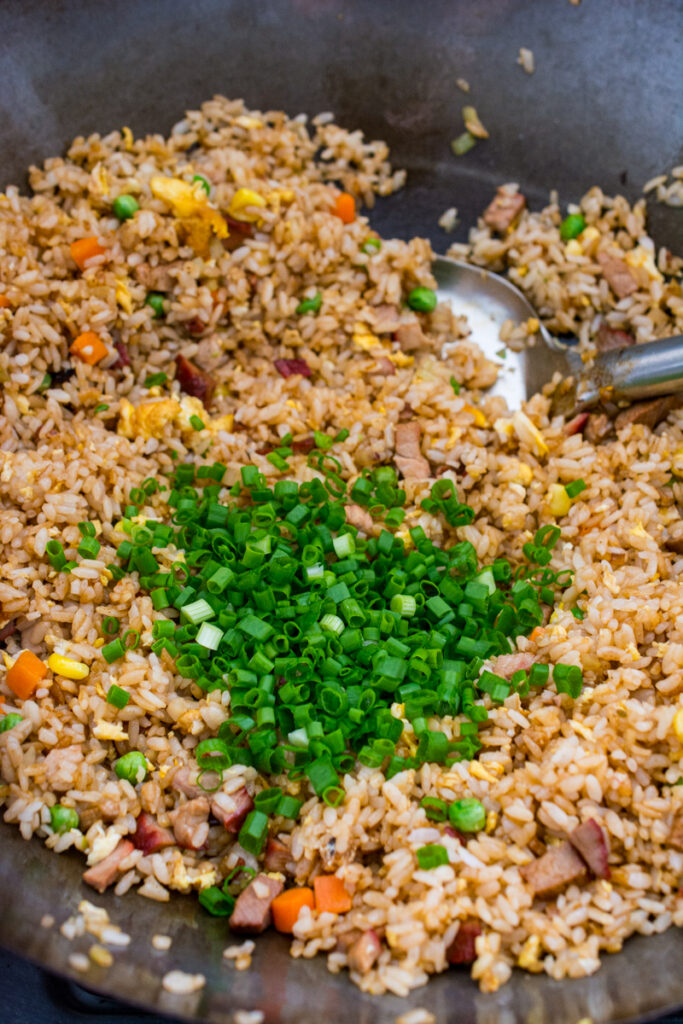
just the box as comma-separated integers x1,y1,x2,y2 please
625,245,662,281
512,410,548,456
462,403,487,428
150,175,228,254
352,324,381,352
118,397,180,439
228,188,267,223
93,721,128,741
115,279,133,315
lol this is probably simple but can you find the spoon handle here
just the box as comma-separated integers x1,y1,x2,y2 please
577,335,683,405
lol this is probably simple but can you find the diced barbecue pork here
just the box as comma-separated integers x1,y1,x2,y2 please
394,320,427,352
210,787,254,834
595,322,635,352
585,412,612,445
491,652,535,678
228,873,284,934
446,919,482,965
264,836,292,873
82,839,135,893
370,304,403,334
563,412,589,436
614,394,680,433
133,262,177,292
394,421,431,481
170,766,203,799
346,928,382,973
168,797,210,850
372,356,396,377
112,340,131,368
274,358,312,379
345,503,374,534
596,250,638,299
483,187,526,233
175,353,215,406
568,818,610,879
132,812,175,855
520,840,587,897
0,619,17,644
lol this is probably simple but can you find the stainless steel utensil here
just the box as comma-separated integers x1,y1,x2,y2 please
434,255,683,409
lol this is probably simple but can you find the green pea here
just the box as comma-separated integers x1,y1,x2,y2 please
50,804,80,834
114,750,148,784
362,238,381,254
192,175,211,196
113,194,140,221
296,292,322,315
0,713,22,733
560,213,587,242
407,287,437,313
145,292,165,318
448,797,486,833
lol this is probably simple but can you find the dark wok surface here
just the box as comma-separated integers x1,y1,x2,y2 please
0,1,682,1021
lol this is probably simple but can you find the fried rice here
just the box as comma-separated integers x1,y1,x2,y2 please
0,96,682,997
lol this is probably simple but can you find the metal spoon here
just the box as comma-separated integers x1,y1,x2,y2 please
433,255,683,409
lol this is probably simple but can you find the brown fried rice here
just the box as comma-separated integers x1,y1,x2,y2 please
0,96,682,997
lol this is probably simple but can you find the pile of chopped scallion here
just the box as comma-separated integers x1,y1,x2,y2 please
78,453,579,813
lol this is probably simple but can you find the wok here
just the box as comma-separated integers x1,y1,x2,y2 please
1,1,682,1021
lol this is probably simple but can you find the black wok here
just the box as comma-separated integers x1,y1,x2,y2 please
1,1,682,1021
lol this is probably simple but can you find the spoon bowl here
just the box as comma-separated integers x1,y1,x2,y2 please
433,255,683,410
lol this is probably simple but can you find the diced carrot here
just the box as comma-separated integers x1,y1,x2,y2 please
313,874,352,914
70,236,105,271
6,650,48,700
271,887,315,934
0,294,12,309
333,192,355,224
70,331,109,366
529,626,545,643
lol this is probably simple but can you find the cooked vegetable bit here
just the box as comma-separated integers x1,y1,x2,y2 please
560,213,587,241
113,194,139,220
407,287,437,313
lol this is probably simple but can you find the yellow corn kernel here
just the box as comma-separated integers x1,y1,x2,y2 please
673,706,683,743
671,445,683,476
565,239,582,257
227,187,267,223
48,654,90,680
516,266,528,277
526,318,540,334
548,483,571,517
93,638,105,649
462,403,487,428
